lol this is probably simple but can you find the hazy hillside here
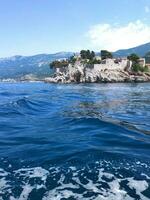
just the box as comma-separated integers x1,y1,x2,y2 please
0,52,73,80
113,42,150,57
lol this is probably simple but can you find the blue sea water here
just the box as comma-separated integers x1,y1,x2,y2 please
0,82,150,200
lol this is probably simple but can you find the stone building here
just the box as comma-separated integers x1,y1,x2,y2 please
138,58,146,68
91,58,131,71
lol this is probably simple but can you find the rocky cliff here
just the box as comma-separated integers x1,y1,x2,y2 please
45,63,150,83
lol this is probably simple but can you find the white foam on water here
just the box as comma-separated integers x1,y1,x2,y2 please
0,168,9,177
69,166,76,171
127,178,149,200
0,178,9,194
15,167,49,181
9,167,49,200
128,178,148,192
17,184,34,200
9,184,34,200
42,176,131,200
0,160,149,200
141,173,150,179
42,165,149,200
0,168,10,195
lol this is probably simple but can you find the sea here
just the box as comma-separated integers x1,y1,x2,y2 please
0,82,150,200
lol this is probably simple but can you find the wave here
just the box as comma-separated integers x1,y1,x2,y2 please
0,83,150,199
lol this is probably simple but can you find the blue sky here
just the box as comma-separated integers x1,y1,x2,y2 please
0,0,150,57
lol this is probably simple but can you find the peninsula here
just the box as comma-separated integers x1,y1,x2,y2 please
45,50,150,83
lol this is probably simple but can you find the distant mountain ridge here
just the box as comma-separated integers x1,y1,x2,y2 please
0,42,150,80
0,52,74,80
113,42,150,57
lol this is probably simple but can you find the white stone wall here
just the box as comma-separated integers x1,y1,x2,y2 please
138,58,146,67
55,59,132,76
93,59,130,71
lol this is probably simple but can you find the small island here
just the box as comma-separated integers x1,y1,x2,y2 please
45,50,150,83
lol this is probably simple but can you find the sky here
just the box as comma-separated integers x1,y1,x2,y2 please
0,0,150,57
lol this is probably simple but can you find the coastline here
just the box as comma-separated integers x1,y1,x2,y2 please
1,75,150,84
1,72,150,84
44,68,150,84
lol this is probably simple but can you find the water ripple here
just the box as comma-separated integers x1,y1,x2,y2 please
0,82,150,199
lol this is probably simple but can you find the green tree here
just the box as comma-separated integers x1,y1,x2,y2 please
69,55,77,64
86,50,91,59
90,51,95,60
80,50,87,59
50,60,68,69
127,53,140,63
127,53,149,72
80,50,95,60
88,58,101,64
127,54,142,72
132,63,142,72
101,50,113,60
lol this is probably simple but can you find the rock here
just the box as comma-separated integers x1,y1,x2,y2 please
45,63,150,83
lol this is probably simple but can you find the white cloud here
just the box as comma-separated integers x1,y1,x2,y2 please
145,6,150,13
86,20,150,51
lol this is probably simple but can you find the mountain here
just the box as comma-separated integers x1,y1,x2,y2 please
0,52,74,80
113,42,150,57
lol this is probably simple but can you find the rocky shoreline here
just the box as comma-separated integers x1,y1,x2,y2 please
45,64,150,84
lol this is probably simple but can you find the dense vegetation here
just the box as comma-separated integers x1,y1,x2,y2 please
101,50,113,60
128,53,149,72
80,50,113,64
50,50,99,68
80,50,95,60
50,60,69,68
132,64,149,72
127,53,140,63
80,50,102,64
